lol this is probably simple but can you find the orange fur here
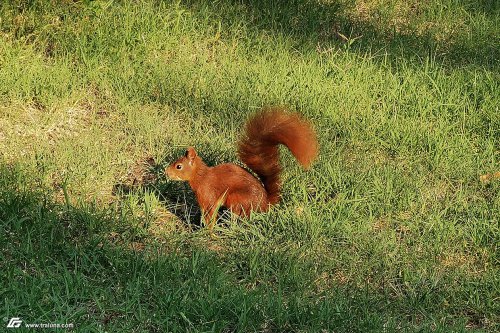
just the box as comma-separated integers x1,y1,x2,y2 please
165,107,318,228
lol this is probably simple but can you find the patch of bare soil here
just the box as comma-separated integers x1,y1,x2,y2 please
114,156,158,194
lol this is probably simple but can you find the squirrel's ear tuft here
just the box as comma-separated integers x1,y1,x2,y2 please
186,147,197,160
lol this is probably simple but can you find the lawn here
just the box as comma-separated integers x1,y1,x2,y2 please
0,0,498,332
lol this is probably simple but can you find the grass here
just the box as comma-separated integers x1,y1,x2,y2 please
0,0,498,332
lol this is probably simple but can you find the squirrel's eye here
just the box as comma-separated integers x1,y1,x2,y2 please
176,164,183,170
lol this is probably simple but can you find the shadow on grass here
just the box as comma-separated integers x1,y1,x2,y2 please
2,162,487,332
3,0,497,79
184,0,499,69
110,151,203,228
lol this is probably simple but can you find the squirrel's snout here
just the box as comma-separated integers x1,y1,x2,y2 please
165,166,182,181
165,167,173,178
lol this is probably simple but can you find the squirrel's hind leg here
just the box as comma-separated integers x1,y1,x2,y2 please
228,204,247,217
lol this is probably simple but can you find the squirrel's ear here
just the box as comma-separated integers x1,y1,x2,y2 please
185,147,197,161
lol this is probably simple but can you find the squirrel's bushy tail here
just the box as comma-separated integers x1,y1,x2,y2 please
237,107,318,205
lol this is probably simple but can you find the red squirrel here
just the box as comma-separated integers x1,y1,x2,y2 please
165,107,318,229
